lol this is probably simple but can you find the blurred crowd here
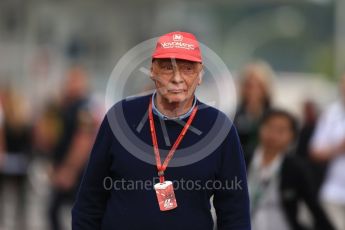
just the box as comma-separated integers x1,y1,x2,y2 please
0,60,344,230
234,61,344,230
0,65,103,230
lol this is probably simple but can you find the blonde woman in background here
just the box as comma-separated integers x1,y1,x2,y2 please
234,60,274,161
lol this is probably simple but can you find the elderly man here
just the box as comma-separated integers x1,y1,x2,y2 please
72,31,250,230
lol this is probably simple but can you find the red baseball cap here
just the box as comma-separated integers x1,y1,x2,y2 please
152,31,202,63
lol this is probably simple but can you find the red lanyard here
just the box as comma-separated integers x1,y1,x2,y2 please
148,97,198,183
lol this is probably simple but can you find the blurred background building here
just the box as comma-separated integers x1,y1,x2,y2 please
0,0,344,229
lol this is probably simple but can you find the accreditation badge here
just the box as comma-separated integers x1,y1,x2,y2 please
154,181,177,211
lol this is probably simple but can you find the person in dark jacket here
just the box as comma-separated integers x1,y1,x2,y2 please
246,109,334,230
48,66,98,230
72,31,251,230
296,101,328,194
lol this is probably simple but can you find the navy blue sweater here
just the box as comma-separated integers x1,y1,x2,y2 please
72,94,251,230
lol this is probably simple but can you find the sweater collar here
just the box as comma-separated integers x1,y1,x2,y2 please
151,91,197,120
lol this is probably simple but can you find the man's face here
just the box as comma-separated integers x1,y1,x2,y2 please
150,58,203,103
260,116,294,153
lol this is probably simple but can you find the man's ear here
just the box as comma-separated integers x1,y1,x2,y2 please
198,66,204,85
150,65,155,81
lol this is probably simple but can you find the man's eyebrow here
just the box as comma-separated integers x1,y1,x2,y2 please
157,62,172,68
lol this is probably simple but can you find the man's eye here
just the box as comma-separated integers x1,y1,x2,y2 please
162,65,173,70
181,65,191,70
180,65,195,73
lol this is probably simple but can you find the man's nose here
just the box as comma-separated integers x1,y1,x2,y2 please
171,68,183,84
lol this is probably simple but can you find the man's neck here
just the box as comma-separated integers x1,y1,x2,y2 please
155,93,194,118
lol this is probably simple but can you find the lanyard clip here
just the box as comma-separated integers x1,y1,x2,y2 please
158,170,165,183
158,170,164,177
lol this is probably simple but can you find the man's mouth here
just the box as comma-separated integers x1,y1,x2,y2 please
168,89,185,93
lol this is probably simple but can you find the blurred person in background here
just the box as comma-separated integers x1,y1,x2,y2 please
234,60,273,161
33,102,63,158
0,88,5,216
0,88,32,230
310,72,345,230
0,90,5,167
48,66,99,230
296,101,327,193
0,89,5,223
247,110,334,230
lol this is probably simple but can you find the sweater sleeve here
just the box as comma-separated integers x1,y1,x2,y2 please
72,116,113,230
213,125,251,230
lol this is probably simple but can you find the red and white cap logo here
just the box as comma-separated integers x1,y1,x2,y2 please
152,31,202,63
172,34,183,41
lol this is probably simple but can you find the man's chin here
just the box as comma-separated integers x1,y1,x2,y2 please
164,94,187,104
